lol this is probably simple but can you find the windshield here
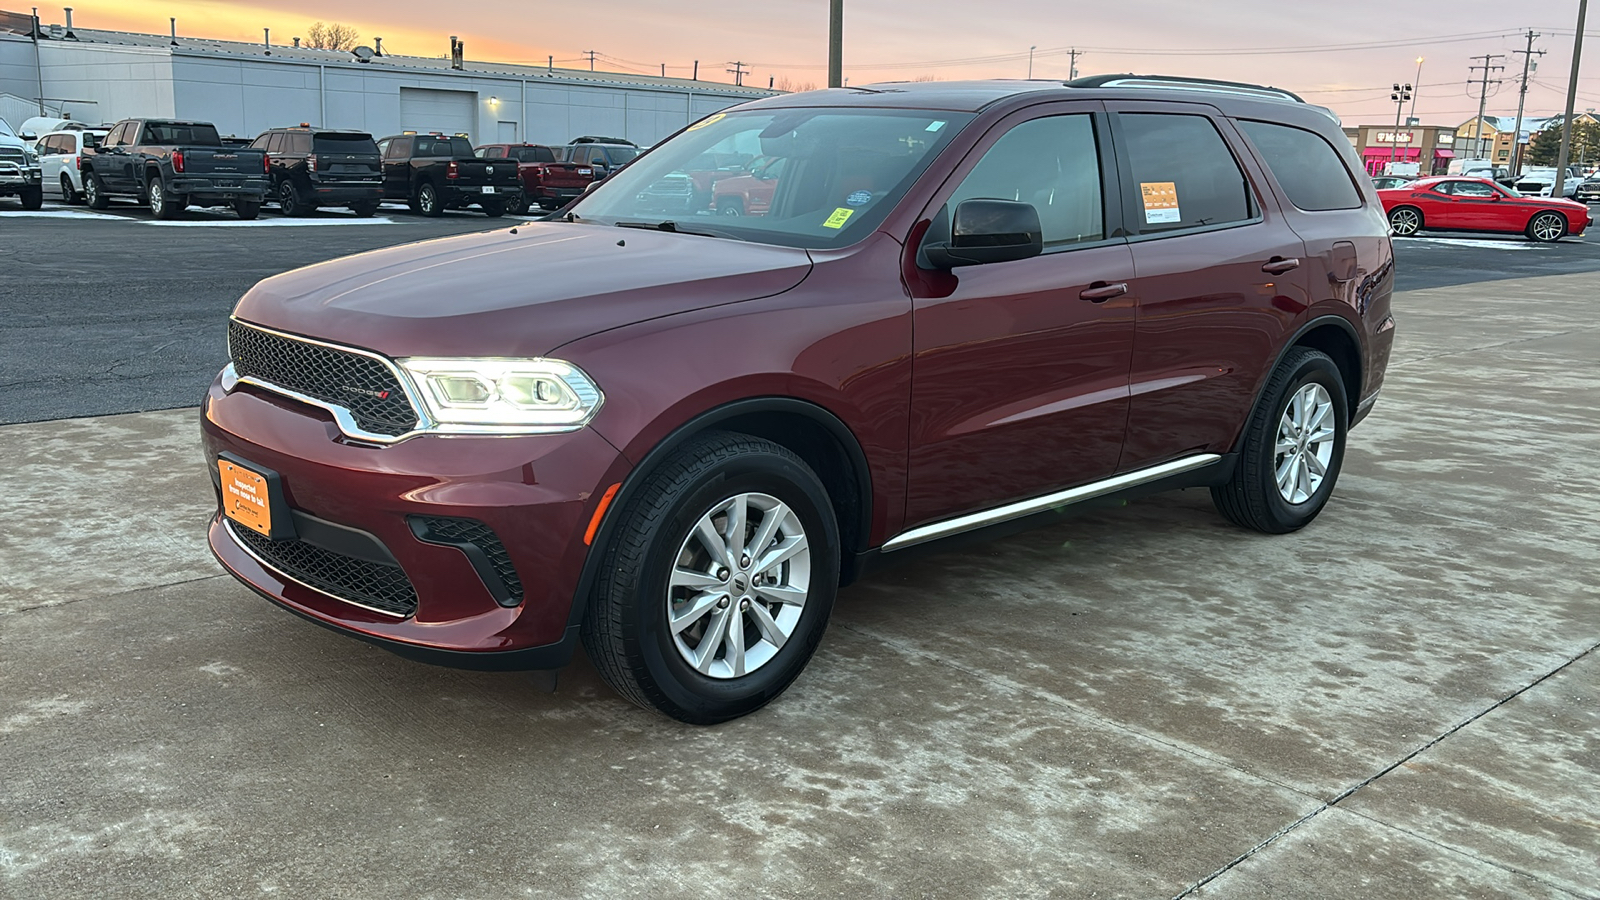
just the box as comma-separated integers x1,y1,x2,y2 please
509,146,557,163
568,108,972,248
0,118,12,138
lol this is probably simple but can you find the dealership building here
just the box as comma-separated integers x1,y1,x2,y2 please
0,9,775,145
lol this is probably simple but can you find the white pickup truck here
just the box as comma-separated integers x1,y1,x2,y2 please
0,117,45,210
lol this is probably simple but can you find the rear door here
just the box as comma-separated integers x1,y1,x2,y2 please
905,101,1138,527
379,136,412,198
1106,102,1313,472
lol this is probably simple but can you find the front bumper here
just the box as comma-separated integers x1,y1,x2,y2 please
0,164,41,190
201,374,629,667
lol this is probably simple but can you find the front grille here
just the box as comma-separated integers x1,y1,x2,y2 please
231,522,418,617
228,320,418,437
415,516,524,604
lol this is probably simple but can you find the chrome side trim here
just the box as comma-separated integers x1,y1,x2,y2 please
881,453,1223,552
222,518,409,619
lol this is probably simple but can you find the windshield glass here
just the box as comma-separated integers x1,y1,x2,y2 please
509,146,557,163
568,108,972,248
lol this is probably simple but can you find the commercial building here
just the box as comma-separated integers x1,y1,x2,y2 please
1341,123,1458,176
0,8,775,145
1455,113,1600,172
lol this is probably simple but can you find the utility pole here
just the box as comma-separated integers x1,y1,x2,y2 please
1554,0,1588,198
1067,48,1082,80
1467,53,1505,160
1408,57,1424,124
726,61,749,86
1510,30,1545,176
1390,83,1412,170
1027,45,1036,79
827,0,843,88
30,7,45,116
583,50,597,71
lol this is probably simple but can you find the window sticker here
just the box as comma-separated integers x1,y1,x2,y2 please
926,120,947,132
845,190,872,207
1140,181,1181,224
686,112,727,132
822,208,855,229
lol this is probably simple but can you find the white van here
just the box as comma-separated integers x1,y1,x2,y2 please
37,127,109,203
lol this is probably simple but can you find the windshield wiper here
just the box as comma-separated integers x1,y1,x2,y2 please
613,220,743,241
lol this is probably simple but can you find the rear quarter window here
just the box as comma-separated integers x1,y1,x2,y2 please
1117,113,1254,233
1239,120,1363,212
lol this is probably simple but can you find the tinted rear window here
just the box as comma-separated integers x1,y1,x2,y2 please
1239,120,1362,211
142,122,221,146
314,133,379,154
413,136,474,157
508,146,557,163
1118,113,1253,232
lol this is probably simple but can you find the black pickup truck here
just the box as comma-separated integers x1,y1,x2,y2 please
376,133,523,217
80,119,270,219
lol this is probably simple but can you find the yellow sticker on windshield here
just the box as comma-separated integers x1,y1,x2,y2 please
686,112,727,132
823,208,855,229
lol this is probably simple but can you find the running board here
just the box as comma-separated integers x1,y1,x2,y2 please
881,454,1223,552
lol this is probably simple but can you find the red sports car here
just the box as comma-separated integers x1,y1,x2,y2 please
1378,176,1592,242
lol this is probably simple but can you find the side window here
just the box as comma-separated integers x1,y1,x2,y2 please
1118,113,1254,233
1431,182,1455,196
266,133,286,154
1237,120,1362,211
376,139,390,158
40,135,60,154
944,114,1104,248
105,124,127,147
251,133,270,149
292,133,312,154
1452,180,1496,198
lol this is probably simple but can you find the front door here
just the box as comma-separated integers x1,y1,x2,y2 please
905,103,1137,528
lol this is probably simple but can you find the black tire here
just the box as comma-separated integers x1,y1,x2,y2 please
512,196,531,216
60,174,82,205
277,179,313,216
1526,211,1567,243
717,197,744,216
20,186,43,210
84,172,109,209
416,182,443,217
234,199,262,220
1211,347,1349,534
349,200,381,217
481,198,506,218
149,177,183,220
582,431,840,725
1387,205,1422,236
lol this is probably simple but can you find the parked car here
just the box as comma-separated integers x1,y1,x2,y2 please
79,118,270,219
252,126,384,216
37,127,109,203
712,156,785,215
375,132,523,217
1574,176,1600,204
562,141,639,181
1379,176,1592,241
0,116,44,209
204,76,1395,724
474,143,593,213
1369,174,1413,191
1512,168,1579,198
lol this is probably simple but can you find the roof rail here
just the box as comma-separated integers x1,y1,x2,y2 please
1066,74,1305,104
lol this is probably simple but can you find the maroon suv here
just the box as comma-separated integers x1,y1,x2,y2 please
204,76,1395,724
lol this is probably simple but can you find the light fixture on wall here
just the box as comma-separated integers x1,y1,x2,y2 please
489,96,500,107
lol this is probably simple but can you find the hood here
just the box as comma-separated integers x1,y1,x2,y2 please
233,222,813,358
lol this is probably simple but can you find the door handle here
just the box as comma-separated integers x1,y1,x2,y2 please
1262,257,1300,275
1079,282,1129,302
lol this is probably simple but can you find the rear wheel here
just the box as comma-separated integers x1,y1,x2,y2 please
1211,347,1348,534
1526,211,1567,243
60,173,82,204
84,173,109,209
234,199,261,220
349,200,381,217
1387,205,1422,236
148,177,183,219
583,432,839,725
417,182,443,217
277,179,313,216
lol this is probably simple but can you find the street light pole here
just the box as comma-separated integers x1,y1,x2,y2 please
1390,83,1412,172
1554,0,1588,198
827,0,843,88
1028,45,1036,79
1407,57,1423,124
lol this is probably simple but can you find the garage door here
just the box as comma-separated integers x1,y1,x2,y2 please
399,88,477,141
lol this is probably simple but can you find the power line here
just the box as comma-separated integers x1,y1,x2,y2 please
726,61,749,86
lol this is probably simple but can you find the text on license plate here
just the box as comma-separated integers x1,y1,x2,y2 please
218,459,272,536
481,186,496,194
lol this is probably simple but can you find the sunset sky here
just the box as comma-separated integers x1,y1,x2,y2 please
46,0,1599,126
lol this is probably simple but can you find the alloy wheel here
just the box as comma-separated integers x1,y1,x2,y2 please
665,491,810,679
1531,212,1565,242
1389,208,1420,236
149,180,165,215
1274,383,1336,505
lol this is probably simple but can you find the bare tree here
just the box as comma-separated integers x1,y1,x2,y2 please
305,22,359,51
911,74,941,82
774,77,820,93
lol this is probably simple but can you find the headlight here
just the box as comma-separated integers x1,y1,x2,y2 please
398,358,603,433
23,147,38,165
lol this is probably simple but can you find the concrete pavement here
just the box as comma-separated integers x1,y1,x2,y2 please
2,271,1597,898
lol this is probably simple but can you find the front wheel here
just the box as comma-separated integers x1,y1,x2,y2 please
1387,205,1422,236
84,173,109,209
234,199,261,220
1211,347,1348,534
1527,211,1567,243
19,186,43,210
582,432,840,725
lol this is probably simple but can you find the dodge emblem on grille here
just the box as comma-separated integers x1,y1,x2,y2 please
344,386,391,400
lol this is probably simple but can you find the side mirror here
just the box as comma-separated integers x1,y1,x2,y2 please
19,131,35,141
922,199,1044,269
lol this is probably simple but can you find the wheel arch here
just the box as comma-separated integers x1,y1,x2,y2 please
1233,314,1363,453
566,397,876,634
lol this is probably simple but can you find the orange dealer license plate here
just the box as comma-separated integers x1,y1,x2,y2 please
218,457,282,538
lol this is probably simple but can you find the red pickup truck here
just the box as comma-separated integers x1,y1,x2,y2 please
475,143,593,213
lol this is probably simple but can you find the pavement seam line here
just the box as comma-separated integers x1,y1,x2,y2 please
831,621,1320,801
1333,805,1600,900
2,572,231,617
1167,638,1600,899
1389,325,1600,369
